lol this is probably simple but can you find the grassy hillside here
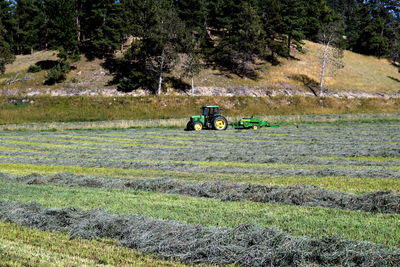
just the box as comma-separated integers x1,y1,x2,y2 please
1,41,399,95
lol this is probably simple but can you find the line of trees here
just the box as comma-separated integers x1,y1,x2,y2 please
0,0,399,93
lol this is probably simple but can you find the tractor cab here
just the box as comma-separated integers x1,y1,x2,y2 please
186,105,228,131
202,106,220,119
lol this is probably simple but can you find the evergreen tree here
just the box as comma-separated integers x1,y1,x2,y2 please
14,0,46,54
44,0,79,60
80,0,125,58
175,0,208,33
213,1,266,77
0,0,15,46
257,0,288,62
118,0,188,94
0,19,15,74
0,0,15,73
351,0,397,57
302,0,335,41
280,0,307,56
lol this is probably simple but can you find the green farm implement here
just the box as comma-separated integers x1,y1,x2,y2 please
186,106,228,131
231,117,280,130
186,106,279,131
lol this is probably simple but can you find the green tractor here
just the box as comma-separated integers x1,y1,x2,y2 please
186,106,228,131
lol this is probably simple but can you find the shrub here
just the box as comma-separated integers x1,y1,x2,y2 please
45,64,70,85
27,65,42,73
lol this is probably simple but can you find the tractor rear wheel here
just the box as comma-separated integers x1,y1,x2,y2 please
193,121,203,131
252,125,259,130
213,116,228,131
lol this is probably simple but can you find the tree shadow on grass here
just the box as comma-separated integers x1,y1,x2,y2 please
289,74,319,96
165,77,191,94
35,60,59,70
388,76,400,83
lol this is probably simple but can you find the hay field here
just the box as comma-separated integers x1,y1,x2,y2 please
0,119,399,266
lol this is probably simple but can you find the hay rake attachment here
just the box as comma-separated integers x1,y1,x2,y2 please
231,117,280,130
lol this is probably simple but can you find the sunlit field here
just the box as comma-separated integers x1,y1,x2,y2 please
1,119,399,266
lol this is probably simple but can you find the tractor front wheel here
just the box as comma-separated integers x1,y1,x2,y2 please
252,125,259,130
185,121,193,131
213,116,228,131
193,121,203,131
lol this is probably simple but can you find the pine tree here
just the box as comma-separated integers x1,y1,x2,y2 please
0,20,15,74
14,0,46,54
213,1,266,77
44,0,79,60
280,0,307,56
257,0,287,62
0,0,15,47
118,0,188,94
353,1,396,57
302,0,335,41
80,0,125,58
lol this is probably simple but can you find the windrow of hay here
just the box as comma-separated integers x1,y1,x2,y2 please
0,200,399,267
3,172,399,214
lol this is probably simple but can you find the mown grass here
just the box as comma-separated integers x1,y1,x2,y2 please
1,95,399,126
1,163,399,193
0,221,189,267
320,156,400,162
0,139,188,150
1,181,399,248
123,159,400,171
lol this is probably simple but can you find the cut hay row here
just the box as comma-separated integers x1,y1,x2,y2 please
1,125,399,160
2,146,400,171
2,172,399,214
1,178,399,247
0,221,188,266
0,138,189,149
1,128,397,146
1,154,399,179
2,139,400,169
1,162,399,193
0,119,399,265
1,200,399,267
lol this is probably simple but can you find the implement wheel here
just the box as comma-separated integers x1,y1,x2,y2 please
252,125,259,130
193,121,203,131
213,116,228,131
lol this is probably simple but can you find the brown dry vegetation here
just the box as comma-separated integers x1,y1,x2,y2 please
186,41,400,93
1,41,399,95
0,96,399,125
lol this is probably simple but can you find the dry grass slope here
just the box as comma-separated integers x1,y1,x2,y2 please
1,41,399,95
189,41,400,94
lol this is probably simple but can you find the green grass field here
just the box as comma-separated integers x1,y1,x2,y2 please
0,117,399,265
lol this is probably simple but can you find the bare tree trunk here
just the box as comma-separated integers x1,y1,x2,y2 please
191,77,194,95
319,36,332,97
157,50,165,95
287,33,292,56
319,50,328,96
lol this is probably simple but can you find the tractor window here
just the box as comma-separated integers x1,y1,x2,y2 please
209,107,219,116
202,108,209,116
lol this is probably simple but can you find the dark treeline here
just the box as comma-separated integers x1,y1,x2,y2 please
0,0,399,93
